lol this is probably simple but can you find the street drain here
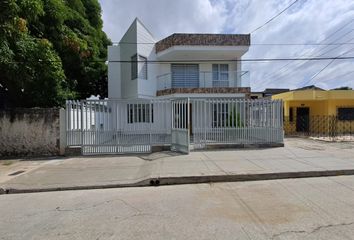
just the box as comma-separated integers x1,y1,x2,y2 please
8,170,25,176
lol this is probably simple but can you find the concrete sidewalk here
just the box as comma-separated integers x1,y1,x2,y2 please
1,138,354,193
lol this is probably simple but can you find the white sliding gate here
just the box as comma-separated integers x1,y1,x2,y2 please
65,98,283,155
66,99,171,155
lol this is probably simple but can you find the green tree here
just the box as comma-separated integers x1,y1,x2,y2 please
0,0,111,108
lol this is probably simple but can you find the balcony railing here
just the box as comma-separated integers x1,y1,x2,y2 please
157,71,250,90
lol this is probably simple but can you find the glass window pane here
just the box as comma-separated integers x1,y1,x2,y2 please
131,55,137,80
139,55,148,80
212,64,219,80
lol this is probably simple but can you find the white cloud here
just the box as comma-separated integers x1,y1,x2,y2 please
99,0,227,41
99,0,354,90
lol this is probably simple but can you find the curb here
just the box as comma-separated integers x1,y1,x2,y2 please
1,169,354,195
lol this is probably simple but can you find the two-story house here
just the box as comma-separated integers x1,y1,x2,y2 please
108,18,251,100
65,18,283,155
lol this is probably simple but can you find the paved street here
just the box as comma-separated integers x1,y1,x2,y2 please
1,138,354,192
1,176,354,239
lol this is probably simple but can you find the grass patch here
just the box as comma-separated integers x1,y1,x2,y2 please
1,160,16,166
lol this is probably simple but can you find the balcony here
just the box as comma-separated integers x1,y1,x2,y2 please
157,71,250,96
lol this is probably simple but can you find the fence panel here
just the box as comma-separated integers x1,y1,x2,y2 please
284,115,354,141
191,98,283,149
66,98,284,155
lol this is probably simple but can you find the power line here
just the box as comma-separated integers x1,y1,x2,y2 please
114,41,354,46
316,69,354,83
261,21,354,82
261,20,354,81
302,47,354,86
271,30,354,79
7,56,354,64
250,0,300,34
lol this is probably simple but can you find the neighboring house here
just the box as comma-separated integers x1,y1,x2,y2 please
251,88,289,99
108,18,250,100
272,88,354,135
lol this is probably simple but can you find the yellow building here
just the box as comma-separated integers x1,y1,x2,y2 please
272,89,354,135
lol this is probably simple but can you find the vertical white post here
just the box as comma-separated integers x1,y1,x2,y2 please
59,108,66,156
80,100,84,153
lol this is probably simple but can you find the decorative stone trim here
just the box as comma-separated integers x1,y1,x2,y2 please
156,34,251,53
156,87,251,97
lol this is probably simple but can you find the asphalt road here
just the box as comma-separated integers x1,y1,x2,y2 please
1,176,354,240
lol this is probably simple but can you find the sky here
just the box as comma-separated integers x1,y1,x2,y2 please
99,0,354,91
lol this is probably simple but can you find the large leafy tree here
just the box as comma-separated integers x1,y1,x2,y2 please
0,0,111,108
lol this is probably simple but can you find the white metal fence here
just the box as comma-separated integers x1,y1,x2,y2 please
190,99,283,149
66,98,283,155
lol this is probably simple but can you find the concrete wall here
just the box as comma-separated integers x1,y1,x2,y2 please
108,45,121,99
136,20,157,99
0,108,61,158
120,19,138,99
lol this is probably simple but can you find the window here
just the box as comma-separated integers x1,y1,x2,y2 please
139,55,147,80
338,107,354,120
131,55,148,80
131,54,137,80
171,64,199,88
213,103,229,127
212,64,229,87
289,107,294,122
127,104,153,123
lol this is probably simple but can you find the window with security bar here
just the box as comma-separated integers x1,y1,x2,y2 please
338,107,354,120
212,103,229,127
212,64,229,87
127,104,153,123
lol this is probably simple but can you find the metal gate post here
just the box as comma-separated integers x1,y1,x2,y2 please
59,108,67,155
149,99,152,152
80,100,84,154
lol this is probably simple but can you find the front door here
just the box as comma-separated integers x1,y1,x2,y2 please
171,98,190,154
296,107,310,132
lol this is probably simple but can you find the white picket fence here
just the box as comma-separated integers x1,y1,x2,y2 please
66,98,283,155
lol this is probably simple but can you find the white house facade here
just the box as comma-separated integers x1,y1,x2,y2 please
108,18,251,100
64,19,283,155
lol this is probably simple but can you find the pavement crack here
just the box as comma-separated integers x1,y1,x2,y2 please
55,197,141,213
271,222,354,239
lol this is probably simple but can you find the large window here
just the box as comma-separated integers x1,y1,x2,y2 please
140,55,147,79
131,55,148,80
213,103,229,127
212,64,229,87
127,104,153,123
131,54,137,80
171,64,199,88
338,107,354,120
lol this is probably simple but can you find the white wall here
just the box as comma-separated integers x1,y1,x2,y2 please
109,18,247,100
136,20,157,99
119,20,138,99
108,45,121,99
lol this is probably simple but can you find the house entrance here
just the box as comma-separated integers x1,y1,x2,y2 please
171,98,190,154
296,107,310,132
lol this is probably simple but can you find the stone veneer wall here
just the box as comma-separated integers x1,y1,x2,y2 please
0,108,61,158
156,87,251,98
156,34,251,53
